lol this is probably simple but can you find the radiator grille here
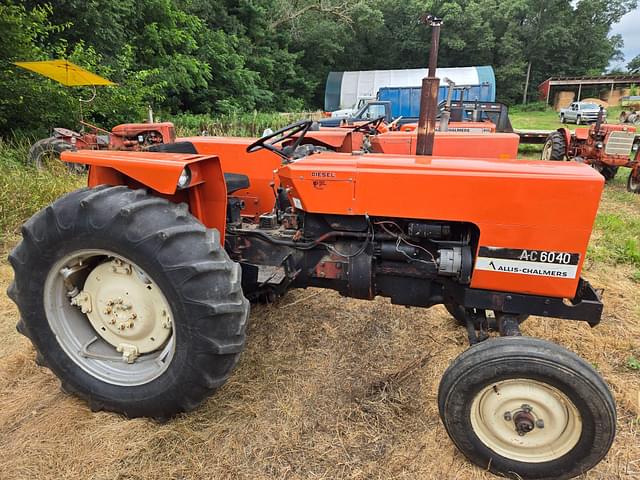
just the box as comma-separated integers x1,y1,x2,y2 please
604,131,636,156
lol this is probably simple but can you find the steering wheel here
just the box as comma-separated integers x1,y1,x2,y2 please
246,120,313,160
351,116,386,134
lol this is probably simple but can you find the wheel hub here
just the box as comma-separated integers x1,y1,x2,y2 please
72,258,173,362
513,408,535,436
470,379,582,463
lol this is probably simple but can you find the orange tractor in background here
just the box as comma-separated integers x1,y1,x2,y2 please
9,16,616,480
542,107,640,191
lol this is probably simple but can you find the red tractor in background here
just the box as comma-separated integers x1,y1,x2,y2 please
542,107,640,191
29,120,176,170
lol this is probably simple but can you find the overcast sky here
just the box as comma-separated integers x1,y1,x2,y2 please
610,8,640,69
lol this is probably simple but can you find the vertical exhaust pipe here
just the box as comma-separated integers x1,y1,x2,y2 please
595,106,604,132
416,14,442,156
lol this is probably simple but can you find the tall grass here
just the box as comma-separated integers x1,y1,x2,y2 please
0,138,84,243
170,111,323,137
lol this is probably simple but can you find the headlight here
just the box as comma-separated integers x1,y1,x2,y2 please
595,142,603,149
633,144,639,151
177,166,191,189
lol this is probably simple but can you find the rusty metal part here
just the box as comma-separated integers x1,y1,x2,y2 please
416,14,442,156
513,410,536,436
416,77,440,156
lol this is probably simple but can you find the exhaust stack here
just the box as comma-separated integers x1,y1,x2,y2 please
416,14,442,156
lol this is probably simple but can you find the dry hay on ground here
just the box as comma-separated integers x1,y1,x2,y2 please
0,247,639,480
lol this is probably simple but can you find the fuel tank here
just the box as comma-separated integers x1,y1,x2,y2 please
278,153,604,299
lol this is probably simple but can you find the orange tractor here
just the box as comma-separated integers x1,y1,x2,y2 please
8,17,615,480
542,107,640,191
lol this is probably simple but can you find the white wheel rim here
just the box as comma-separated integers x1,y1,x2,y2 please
542,141,552,160
44,249,176,386
470,379,582,463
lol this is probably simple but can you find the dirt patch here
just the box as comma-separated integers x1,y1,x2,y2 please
0,242,639,479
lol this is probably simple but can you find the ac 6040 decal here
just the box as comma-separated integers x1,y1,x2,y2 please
475,247,580,279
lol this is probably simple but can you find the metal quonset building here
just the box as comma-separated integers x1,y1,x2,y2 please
324,66,496,112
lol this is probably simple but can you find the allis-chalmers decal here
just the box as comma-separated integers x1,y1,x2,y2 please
475,246,580,279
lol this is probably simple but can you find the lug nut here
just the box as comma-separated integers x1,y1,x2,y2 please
104,307,112,314
118,323,126,330
536,419,545,429
503,412,512,421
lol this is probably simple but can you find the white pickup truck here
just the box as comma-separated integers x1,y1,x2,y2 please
560,102,606,124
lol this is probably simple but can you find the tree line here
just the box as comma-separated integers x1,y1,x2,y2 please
0,0,637,136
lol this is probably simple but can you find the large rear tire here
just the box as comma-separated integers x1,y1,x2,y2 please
28,137,85,173
541,131,567,161
438,337,616,480
8,186,249,418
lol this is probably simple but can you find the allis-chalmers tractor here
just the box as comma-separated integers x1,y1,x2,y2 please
28,120,176,170
542,107,640,191
9,19,615,480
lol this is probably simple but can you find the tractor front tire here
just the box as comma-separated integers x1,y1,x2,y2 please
627,172,640,193
541,131,567,161
28,137,85,173
438,337,616,480
8,186,249,419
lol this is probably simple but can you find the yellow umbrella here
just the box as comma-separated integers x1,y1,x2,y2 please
14,59,114,86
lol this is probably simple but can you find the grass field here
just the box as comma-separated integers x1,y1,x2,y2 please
0,116,639,479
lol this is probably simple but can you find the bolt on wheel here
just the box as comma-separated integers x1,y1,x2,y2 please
470,379,582,463
45,250,176,385
438,337,616,480
9,186,248,418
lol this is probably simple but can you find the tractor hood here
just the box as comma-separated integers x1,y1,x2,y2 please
278,152,604,299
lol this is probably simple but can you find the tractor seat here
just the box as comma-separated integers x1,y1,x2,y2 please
224,173,250,194
147,141,250,194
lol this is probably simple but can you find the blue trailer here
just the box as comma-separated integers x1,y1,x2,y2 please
324,66,496,112
378,82,495,119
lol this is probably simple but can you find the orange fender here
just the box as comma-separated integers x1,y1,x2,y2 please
61,150,228,242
